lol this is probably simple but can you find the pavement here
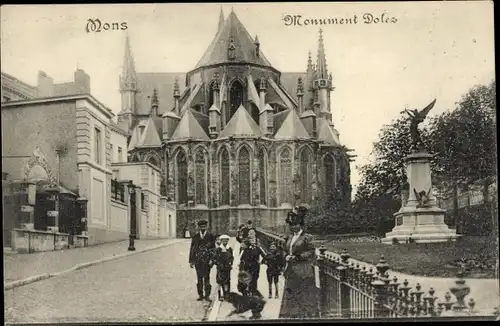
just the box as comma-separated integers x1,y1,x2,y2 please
4,238,185,287
208,238,284,321
4,239,212,324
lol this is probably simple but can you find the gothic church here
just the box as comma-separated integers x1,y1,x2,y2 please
117,9,352,235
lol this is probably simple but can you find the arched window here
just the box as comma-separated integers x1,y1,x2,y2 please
195,150,206,205
208,82,216,108
220,148,230,205
176,151,188,204
279,148,293,205
229,80,244,122
238,147,251,205
300,148,312,203
259,149,267,206
148,155,159,167
323,154,336,192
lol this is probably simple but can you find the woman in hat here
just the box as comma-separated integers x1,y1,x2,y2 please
279,205,317,319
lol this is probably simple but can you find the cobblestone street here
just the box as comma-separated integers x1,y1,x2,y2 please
4,240,214,323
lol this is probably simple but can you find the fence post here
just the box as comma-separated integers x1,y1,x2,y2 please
372,256,390,318
441,271,474,317
337,249,351,319
316,245,327,318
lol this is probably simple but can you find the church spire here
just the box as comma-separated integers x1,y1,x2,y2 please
315,29,328,80
218,6,225,33
120,33,137,91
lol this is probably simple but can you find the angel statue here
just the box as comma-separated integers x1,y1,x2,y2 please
403,99,437,151
414,188,432,208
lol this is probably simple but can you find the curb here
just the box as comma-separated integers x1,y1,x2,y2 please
5,239,187,291
207,298,222,321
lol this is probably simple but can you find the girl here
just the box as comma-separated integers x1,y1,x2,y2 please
214,235,234,301
262,242,285,299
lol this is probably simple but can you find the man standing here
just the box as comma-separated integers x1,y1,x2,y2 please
189,220,216,301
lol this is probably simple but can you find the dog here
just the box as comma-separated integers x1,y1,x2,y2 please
225,291,266,320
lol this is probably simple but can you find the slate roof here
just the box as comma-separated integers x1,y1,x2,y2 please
194,10,274,69
274,108,310,140
171,110,209,141
317,119,341,146
219,104,263,138
135,73,186,116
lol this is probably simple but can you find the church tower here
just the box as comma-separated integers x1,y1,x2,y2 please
117,34,138,132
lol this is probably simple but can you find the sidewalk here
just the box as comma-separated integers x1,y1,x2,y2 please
4,238,186,284
209,238,284,321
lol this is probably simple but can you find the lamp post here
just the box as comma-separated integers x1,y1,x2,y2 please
128,180,136,251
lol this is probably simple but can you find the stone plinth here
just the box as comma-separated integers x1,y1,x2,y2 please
382,151,459,244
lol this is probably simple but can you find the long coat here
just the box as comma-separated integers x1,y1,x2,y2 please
214,245,234,285
279,232,318,319
189,232,216,266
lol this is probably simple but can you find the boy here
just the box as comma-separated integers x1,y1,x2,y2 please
214,234,233,301
239,237,266,296
262,242,285,299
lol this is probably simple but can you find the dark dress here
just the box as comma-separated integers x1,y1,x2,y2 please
215,245,234,288
279,232,318,319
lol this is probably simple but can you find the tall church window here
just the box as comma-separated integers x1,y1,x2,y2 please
238,147,251,205
195,150,207,205
208,82,216,109
300,148,312,203
323,154,336,192
259,149,267,206
279,148,293,205
220,148,230,205
229,80,244,123
176,151,188,204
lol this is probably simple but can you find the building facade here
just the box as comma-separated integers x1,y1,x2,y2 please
120,9,353,236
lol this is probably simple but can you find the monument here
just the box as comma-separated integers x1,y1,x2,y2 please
382,99,460,244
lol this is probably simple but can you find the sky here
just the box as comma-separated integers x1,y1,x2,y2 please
1,2,495,197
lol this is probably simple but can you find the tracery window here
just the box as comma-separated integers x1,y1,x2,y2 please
300,148,312,203
195,150,207,205
259,149,267,206
229,80,244,123
220,148,230,205
238,147,251,205
279,148,293,205
176,151,188,204
324,154,336,192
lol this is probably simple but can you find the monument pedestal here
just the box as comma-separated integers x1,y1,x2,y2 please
382,151,459,244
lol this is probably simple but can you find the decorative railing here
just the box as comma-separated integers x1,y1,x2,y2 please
256,228,499,320
111,179,125,203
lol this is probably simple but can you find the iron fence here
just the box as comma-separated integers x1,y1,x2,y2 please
256,228,499,320
111,179,125,203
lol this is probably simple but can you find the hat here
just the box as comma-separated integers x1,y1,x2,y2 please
286,204,308,226
197,220,208,227
219,234,230,240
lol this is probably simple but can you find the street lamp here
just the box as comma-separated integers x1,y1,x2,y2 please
128,180,136,251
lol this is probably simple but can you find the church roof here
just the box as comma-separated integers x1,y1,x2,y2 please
194,10,274,69
136,117,162,147
171,110,209,141
317,119,342,146
219,104,263,138
274,109,310,140
135,73,186,116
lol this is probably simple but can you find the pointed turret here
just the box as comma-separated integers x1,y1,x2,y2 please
118,33,138,131
297,77,304,114
315,29,328,80
312,29,334,121
151,88,159,117
218,6,225,33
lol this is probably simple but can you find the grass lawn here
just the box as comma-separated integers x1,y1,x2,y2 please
319,236,499,278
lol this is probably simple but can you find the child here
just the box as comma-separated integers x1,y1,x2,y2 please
262,242,285,299
239,237,266,296
237,270,252,297
214,234,234,301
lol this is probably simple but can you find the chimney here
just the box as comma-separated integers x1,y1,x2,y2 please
74,69,91,94
37,71,54,97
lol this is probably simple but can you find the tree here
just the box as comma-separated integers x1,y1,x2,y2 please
428,80,497,192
